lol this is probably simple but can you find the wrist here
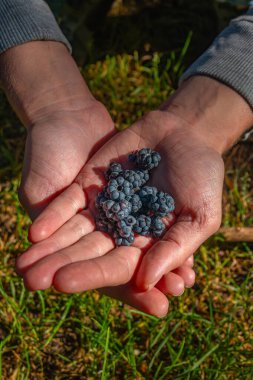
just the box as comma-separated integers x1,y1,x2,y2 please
161,76,253,154
0,41,93,127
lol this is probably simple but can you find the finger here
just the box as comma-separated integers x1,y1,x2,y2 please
29,182,86,243
53,246,143,293
100,284,169,318
184,255,194,267
22,231,115,291
16,210,95,275
172,265,196,288
156,263,196,295
155,272,185,296
135,214,220,291
19,213,154,280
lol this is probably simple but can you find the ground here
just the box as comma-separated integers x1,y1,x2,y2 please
0,2,252,378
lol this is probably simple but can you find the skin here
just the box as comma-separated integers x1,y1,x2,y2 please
0,41,195,318
0,41,115,219
15,73,253,316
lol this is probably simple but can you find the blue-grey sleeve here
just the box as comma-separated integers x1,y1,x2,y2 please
0,0,71,54
179,7,253,107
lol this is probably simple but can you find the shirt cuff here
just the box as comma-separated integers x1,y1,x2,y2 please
0,0,71,54
179,8,253,108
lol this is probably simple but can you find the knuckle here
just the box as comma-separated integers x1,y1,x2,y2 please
63,184,84,211
70,218,86,237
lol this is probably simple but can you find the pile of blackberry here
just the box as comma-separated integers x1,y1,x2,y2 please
95,148,175,246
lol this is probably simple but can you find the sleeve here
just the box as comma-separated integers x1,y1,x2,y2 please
0,0,71,54
179,7,253,107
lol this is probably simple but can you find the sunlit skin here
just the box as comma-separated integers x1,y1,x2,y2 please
15,113,197,317
15,103,223,317
4,41,252,317
16,74,253,317
0,41,196,318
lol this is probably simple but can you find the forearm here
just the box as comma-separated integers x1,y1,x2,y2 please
161,76,253,154
0,1,93,127
165,6,253,154
0,41,93,127
180,7,253,109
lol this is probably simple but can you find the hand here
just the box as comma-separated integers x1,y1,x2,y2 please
19,98,114,221
20,104,220,291
16,76,252,317
16,128,196,317
9,42,195,318
0,41,115,220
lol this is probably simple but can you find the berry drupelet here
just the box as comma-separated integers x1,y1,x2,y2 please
105,162,122,180
95,148,175,246
133,215,152,236
129,148,161,170
151,216,166,237
106,177,133,200
148,191,175,217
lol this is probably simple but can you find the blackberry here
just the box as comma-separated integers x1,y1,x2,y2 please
133,215,152,236
117,223,133,238
95,190,108,210
114,231,135,246
96,213,115,234
129,148,161,171
148,191,175,216
106,177,133,200
122,169,149,189
102,199,132,221
135,169,149,187
118,215,136,227
95,148,175,246
105,162,122,180
151,216,165,237
138,186,158,203
126,194,142,213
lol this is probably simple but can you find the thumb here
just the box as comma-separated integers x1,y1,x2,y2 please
135,209,221,291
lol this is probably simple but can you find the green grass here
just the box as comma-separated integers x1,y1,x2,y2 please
0,51,252,379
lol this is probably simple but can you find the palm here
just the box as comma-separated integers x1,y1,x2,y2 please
19,101,114,220
16,110,215,317
75,110,224,290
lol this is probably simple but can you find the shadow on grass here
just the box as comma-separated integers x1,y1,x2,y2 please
60,0,221,66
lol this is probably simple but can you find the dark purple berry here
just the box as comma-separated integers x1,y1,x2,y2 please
105,162,122,180
95,148,175,246
133,215,152,236
149,191,175,216
106,177,133,200
129,148,161,171
151,216,165,237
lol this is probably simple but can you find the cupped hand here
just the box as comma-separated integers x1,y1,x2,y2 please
15,100,227,316
0,41,115,220
17,76,240,317
0,41,114,220
12,46,253,316
19,99,115,220
9,42,195,318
